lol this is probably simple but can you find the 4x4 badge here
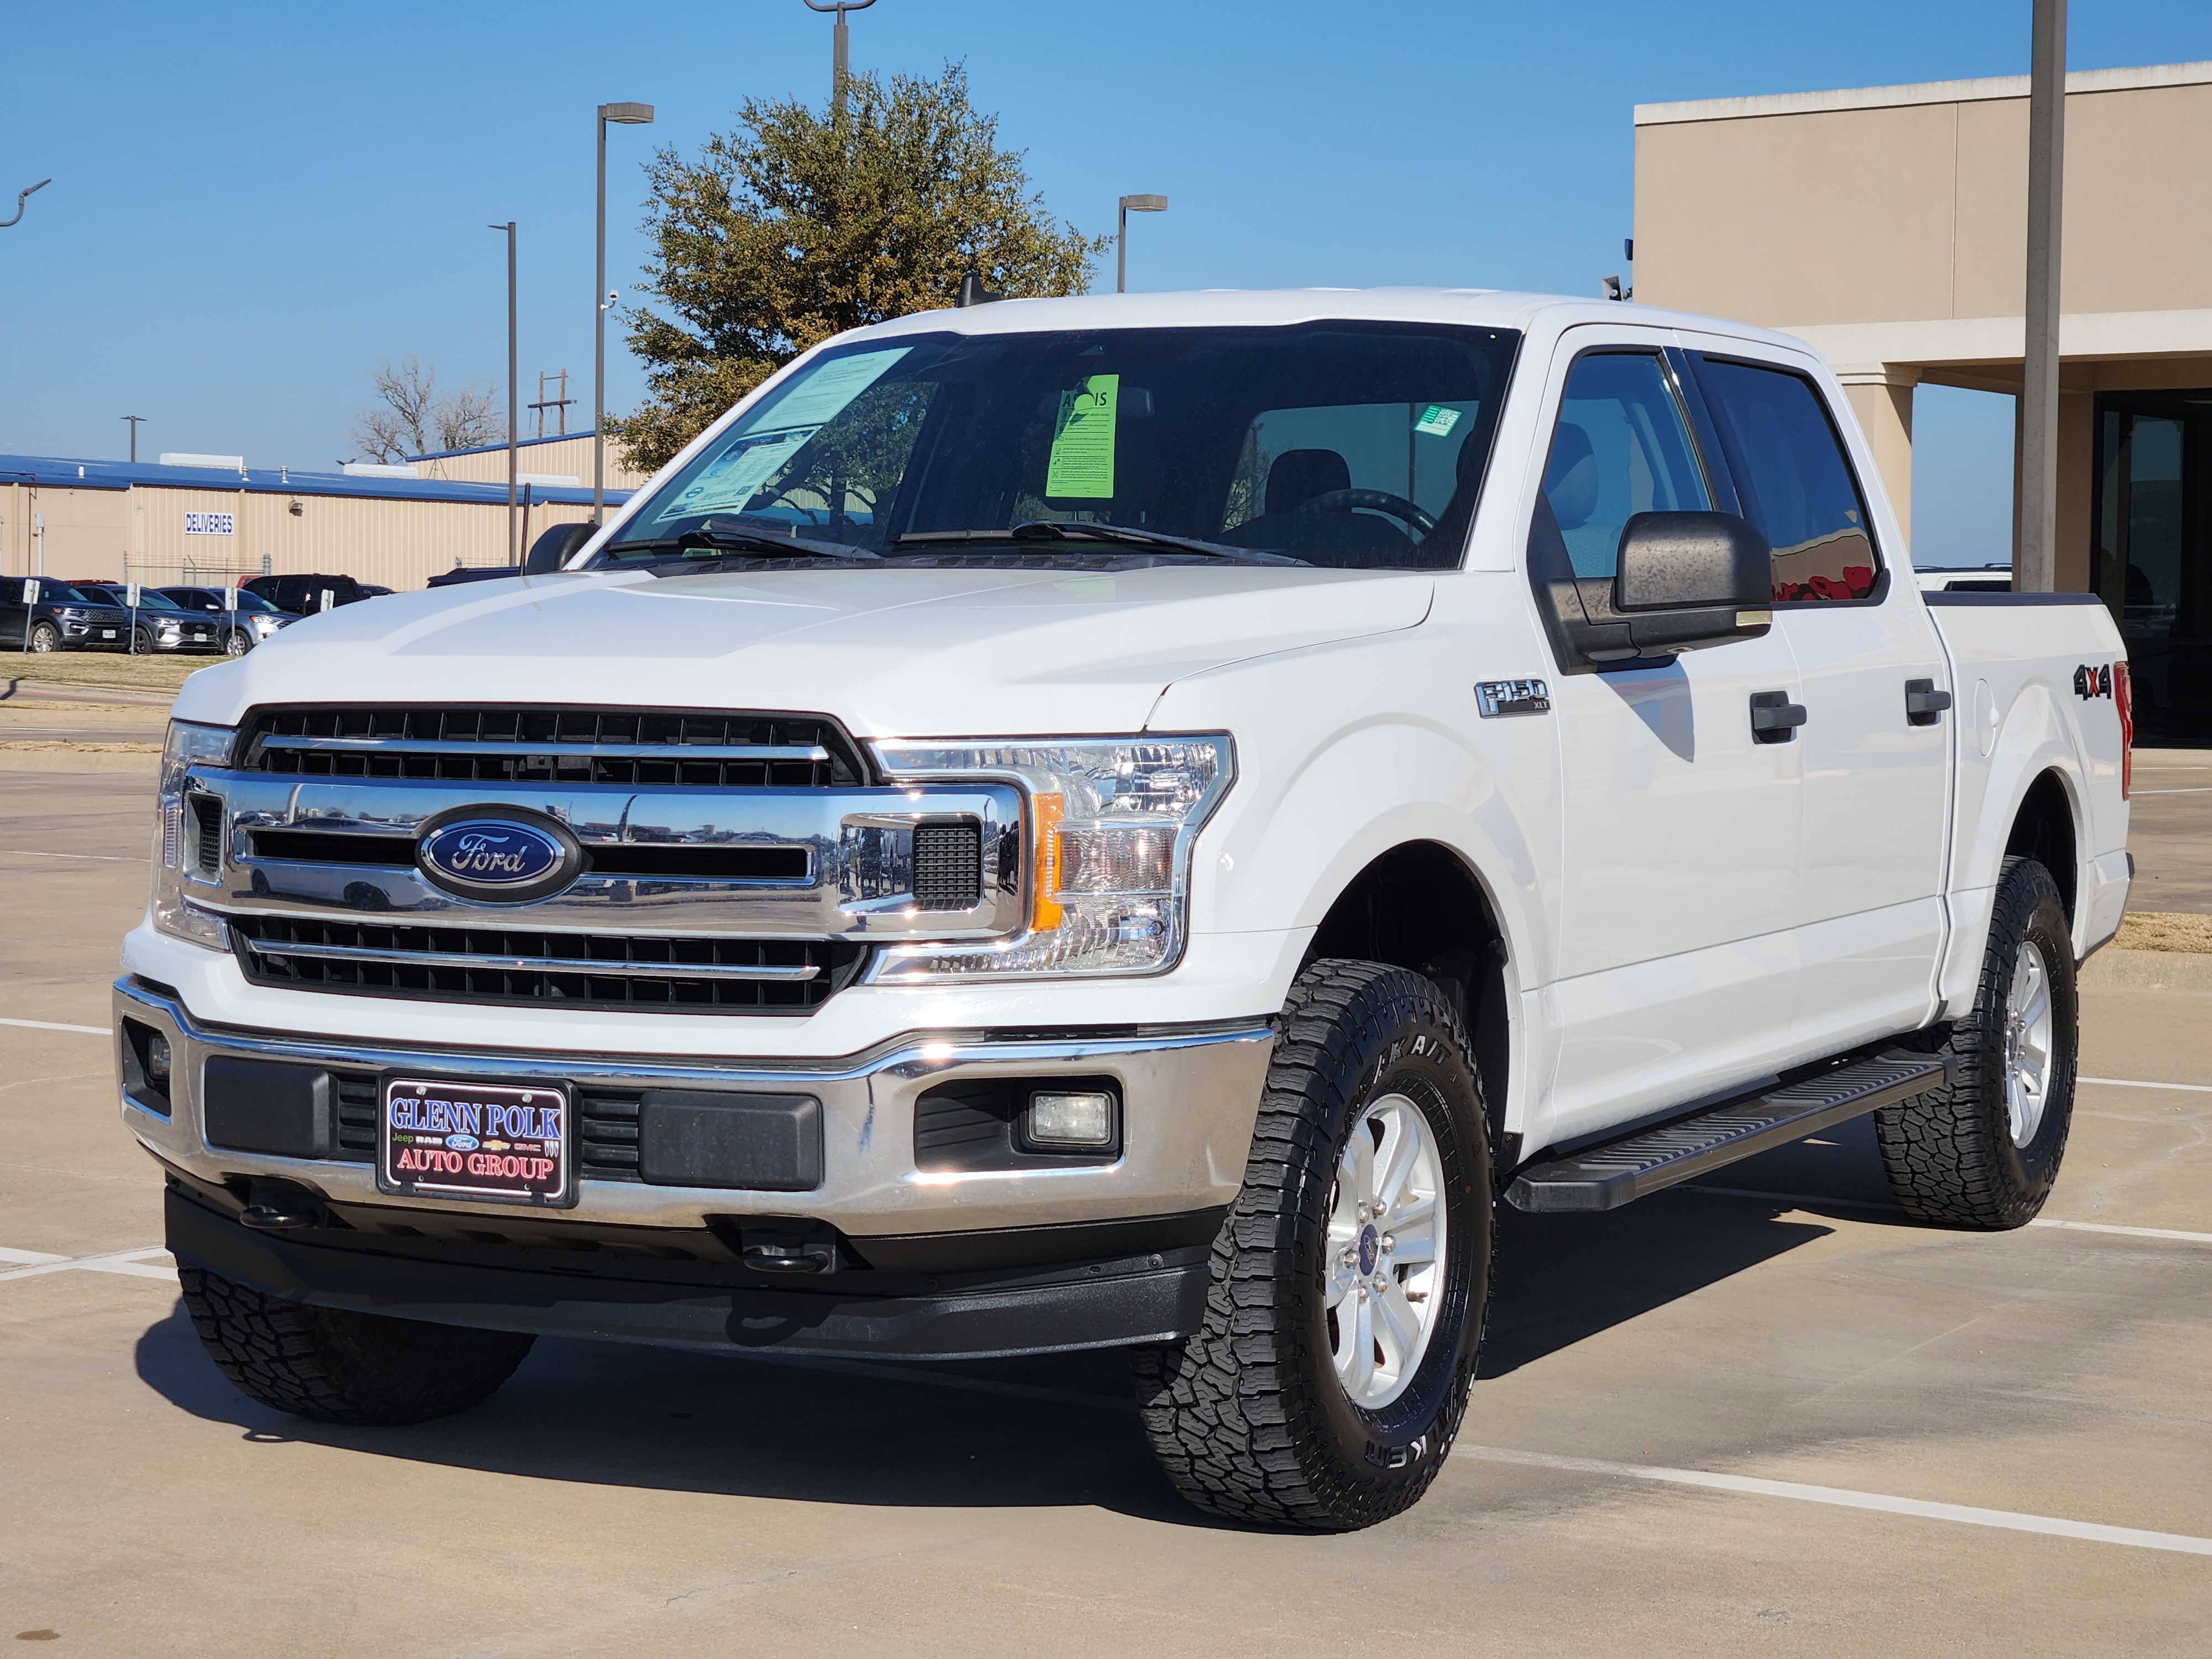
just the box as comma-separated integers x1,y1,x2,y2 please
2073,663,2114,701
1475,678,1551,717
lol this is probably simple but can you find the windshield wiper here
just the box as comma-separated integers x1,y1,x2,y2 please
891,522,1307,565
601,519,880,563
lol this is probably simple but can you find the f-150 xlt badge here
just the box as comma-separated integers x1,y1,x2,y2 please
2073,664,2114,700
1475,678,1551,717
416,811,578,901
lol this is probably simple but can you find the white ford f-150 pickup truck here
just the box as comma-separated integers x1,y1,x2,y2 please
116,288,2133,1530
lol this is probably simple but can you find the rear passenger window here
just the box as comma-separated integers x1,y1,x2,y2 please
1537,352,1710,579
1697,359,1879,603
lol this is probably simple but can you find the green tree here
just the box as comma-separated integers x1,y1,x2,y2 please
609,62,1109,473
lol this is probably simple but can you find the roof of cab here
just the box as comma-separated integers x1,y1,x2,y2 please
852,286,1818,358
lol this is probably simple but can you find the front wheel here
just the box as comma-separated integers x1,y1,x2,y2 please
132,625,155,655
1132,959,1493,1530
1876,855,2079,1228
28,620,59,653
223,627,249,656
179,1264,535,1425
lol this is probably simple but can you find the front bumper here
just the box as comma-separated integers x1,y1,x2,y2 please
118,977,1271,1354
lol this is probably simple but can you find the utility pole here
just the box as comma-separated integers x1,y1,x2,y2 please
490,221,518,563
596,102,655,523
121,415,146,463
2018,0,2067,593
803,0,877,113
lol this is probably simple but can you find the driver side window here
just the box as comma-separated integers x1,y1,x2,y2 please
1219,398,1478,560
1540,352,1710,578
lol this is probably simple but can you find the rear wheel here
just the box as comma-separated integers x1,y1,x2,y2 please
1131,959,1493,1530
28,620,58,653
1876,855,2078,1228
179,1264,535,1425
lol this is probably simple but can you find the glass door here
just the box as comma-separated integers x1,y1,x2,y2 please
2094,394,2212,745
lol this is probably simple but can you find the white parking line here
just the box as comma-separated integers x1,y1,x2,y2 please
2028,1218,2212,1245
0,847,143,862
1459,1446,2212,1557
1676,1185,2212,1245
0,1017,109,1035
2130,786,2212,794
2081,1075,2212,1094
0,1246,174,1284
0,1246,70,1266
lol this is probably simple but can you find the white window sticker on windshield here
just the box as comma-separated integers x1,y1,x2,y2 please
756,346,911,430
654,430,814,521
1415,404,1462,437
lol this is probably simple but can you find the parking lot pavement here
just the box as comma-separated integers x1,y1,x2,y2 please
2129,748,2212,913
4,774,2210,1656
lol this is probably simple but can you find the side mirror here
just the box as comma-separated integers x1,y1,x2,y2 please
523,521,597,576
1615,511,1772,611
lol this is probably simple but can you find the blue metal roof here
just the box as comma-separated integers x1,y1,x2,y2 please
0,453,633,508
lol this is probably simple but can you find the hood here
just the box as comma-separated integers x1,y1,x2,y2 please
171,564,1433,736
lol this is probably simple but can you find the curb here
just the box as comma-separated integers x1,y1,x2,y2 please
2079,946,2212,994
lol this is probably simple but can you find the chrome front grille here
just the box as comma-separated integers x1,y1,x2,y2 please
238,706,867,790
230,915,862,1014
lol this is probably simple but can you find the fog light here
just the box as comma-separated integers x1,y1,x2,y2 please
1024,1089,1115,1149
146,1032,171,1083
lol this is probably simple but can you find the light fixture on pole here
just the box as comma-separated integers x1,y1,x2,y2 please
121,415,147,463
0,179,49,230
802,0,877,113
1117,194,1167,294
596,101,655,524
490,221,519,564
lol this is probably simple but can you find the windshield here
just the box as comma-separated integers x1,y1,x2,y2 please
116,589,182,609
595,322,1519,571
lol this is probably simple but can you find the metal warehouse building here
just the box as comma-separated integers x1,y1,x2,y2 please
1,439,635,592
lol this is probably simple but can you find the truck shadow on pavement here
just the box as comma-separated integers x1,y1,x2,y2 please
132,1121,1912,1521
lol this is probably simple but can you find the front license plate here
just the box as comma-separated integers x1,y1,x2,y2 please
379,1076,573,1207
101,629,116,639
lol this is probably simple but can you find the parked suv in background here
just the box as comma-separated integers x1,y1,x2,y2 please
0,576,132,653
162,587,293,656
239,573,368,616
74,585,223,655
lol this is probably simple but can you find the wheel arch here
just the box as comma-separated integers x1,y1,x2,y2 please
2005,768,2079,926
1301,839,1512,1153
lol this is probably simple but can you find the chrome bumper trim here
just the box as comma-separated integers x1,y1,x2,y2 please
114,977,1276,1234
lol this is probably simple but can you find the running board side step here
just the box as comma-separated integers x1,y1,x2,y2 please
1506,1049,1958,1214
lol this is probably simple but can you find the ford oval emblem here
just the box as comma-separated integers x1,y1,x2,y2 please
416,811,578,902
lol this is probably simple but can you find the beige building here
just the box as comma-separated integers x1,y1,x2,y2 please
411,431,652,492
1634,60,2212,743
1,451,633,594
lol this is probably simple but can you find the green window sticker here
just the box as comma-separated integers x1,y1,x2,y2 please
1046,374,1119,499
1415,404,1462,438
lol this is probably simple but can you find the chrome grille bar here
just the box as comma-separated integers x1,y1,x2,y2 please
246,937,821,982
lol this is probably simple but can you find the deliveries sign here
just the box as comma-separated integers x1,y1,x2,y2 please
183,512,236,536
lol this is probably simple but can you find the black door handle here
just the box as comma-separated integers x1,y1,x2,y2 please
1749,690,1807,743
1905,678,1953,726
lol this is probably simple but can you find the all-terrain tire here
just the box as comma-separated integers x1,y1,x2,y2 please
1875,855,2078,1229
1131,959,1494,1530
179,1264,536,1425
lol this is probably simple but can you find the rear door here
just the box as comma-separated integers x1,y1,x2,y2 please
1682,341,1949,1050
1529,328,1807,1145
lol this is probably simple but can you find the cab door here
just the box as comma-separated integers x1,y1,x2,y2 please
1681,342,1949,1051
1527,328,1807,1149
0,577,27,648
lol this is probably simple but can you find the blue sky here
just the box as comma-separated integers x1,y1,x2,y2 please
5,2,2210,560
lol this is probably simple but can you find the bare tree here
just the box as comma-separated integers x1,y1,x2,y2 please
434,382,503,451
350,355,506,462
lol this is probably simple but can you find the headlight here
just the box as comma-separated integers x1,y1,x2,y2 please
151,720,236,951
866,735,1233,980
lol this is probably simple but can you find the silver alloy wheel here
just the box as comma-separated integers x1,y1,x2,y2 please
1324,1091,1446,1410
28,623,55,653
224,629,248,657
2003,938,2056,1147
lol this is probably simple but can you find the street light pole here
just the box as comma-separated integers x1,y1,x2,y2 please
2018,0,2067,594
491,222,518,563
1117,194,1167,294
0,179,49,229
802,0,877,113
121,416,145,463
596,101,655,524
